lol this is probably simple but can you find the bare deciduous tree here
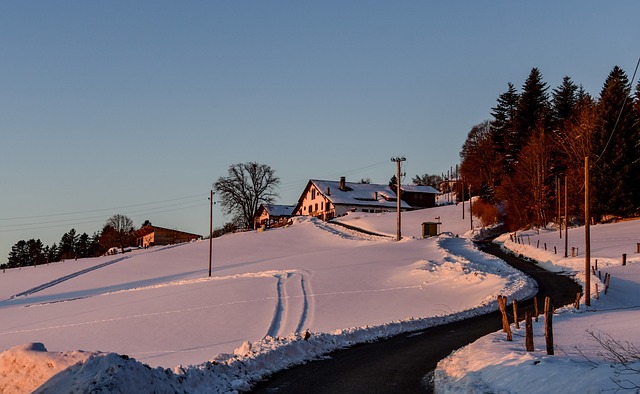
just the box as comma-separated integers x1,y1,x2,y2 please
103,214,135,253
213,162,280,229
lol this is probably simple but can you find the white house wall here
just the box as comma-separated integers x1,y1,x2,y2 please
298,184,331,216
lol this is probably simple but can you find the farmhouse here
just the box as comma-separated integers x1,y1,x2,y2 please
293,177,439,221
254,204,296,229
133,225,201,248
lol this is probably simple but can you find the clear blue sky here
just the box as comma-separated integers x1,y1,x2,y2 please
1,1,639,262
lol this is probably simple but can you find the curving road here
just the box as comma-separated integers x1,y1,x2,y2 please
251,242,582,394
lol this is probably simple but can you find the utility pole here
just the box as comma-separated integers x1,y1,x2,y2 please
557,177,562,239
584,157,591,306
462,178,465,220
391,157,406,241
469,185,473,230
564,174,568,257
209,190,214,277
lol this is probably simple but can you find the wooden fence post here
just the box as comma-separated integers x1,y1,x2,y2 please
534,296,539,322
537,240,540,248
525,312,534,352
637,242,640,253
544,242,547,251
554,246,557,254
605,273,611,294
574,292,580,309
544,296,554,355
513,299,519,329
622,254,627,266
595,259,598,271
572,247,575,257
498,296,512,341
595,283,599,299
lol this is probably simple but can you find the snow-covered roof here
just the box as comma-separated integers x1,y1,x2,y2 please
263,204,295,217
310,180,411,209
400,184,440,194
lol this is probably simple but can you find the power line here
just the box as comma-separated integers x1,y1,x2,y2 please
593,56,640,166
278,160,390,193
0,193,207,222
0,202,207,234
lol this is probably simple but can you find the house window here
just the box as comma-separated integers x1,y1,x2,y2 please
309,205,313,213
311,188,316,199
315,203,318,212
321,202,324,210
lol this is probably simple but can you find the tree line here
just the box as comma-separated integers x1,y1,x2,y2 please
460,65,640,230
4,214,140,269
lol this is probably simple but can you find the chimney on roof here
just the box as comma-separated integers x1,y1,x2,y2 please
340,176,346,191
374,191,378,200
327,187,331,195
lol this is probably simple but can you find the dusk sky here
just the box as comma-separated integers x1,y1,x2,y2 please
1,1,639,262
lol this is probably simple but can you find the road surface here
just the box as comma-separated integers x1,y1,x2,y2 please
251,242,582,393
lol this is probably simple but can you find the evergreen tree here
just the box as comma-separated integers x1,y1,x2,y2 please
47,243,60,263
75,232,90,258
8,240,29,268
59,229,78,260
510,68,551,172
591,66,640,219
551,76,579,132
88,232,102,257
388,175,398,188
490,82,520,173
27,239,46,266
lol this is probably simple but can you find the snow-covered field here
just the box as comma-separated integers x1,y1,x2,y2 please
0,202,536,393
2,200,638,393
435,220,640,393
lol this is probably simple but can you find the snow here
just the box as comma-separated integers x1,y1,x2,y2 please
1,200,638,393
310,179,412,209
435,219,640,393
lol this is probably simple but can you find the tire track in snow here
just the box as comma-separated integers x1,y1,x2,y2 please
264,271,312,339
264,275,285,338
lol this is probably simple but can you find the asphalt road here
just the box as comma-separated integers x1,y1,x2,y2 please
251,242,582,394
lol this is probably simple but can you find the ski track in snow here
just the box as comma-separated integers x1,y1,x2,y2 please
2,256,130,303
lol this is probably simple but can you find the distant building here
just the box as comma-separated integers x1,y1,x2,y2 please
133,226,201,248
254,204,296,229
399,184,440,209
293,176,439,221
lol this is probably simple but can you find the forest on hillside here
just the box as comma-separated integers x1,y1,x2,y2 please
460,64,640,230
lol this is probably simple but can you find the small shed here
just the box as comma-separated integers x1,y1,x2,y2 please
421,221,441,238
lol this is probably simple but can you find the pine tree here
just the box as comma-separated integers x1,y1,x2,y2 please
27,239,46,266
551,76,579,132
590,66,639,219
510,68,551,171
490,83,520,173
8,240,29,268
59,229,78,260
47,243,60,263
75,233,90,258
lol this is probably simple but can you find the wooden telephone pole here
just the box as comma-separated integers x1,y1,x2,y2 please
209,190,214,277
564,175,568,258
391,157,406,241
585,157,591,306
